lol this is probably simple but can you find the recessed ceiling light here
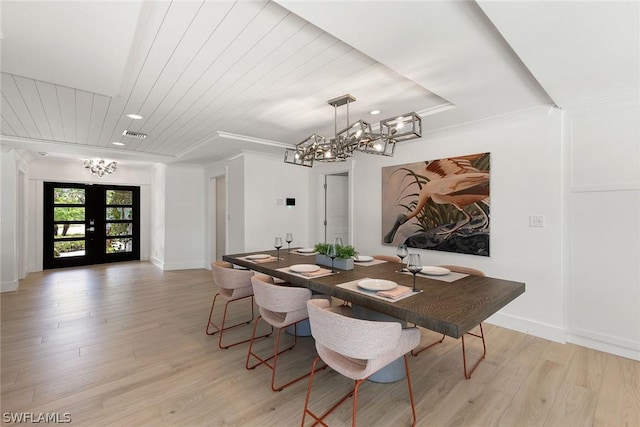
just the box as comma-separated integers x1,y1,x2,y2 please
370,110,381,115
126,113,143,120
112,141,125,146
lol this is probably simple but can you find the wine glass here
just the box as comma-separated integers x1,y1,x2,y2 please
285,233,293,252
396,243,408,272
334,237,343,248
327,243,338,273
274,237,283,261
407,253,422,293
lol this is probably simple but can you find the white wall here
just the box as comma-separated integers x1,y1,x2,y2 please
351,107,566,343
205,151,312,258
1,148,18,291
162,163,206,270
243,152,312,252
149,164,166,268
565,94,640,360
224,155,245,255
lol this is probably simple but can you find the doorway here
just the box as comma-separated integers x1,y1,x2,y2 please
323,173,349,244
43,182,140,269
211,175,226,261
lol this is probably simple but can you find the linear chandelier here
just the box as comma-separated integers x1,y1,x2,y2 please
284,94,422,167
82,159,117,177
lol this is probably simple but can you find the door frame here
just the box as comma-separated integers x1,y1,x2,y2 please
207,173,228,263
312,162,354,245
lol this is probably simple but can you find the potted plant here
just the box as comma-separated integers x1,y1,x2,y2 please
313,242,357,270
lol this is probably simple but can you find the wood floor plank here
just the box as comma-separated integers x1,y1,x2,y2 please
1,262,638,427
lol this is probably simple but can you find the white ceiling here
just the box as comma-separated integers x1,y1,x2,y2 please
1,0,638,166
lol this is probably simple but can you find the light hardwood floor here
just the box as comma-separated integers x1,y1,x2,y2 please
1,262,638,426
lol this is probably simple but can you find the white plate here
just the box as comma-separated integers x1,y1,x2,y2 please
289,264,321,273
353,255,374,262
421,266,451,276
297,248,316,253
246,254,270,260
357,279,397,291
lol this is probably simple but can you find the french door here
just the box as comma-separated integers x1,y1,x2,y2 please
43,182,140,269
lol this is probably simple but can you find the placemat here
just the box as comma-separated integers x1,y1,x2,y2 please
276,266,335,279
337,278,418,303
241,256,282,264
353,258,388,267
401,271,468,283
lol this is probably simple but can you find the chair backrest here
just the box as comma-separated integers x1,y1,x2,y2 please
372,255,401,263
251,275,312,313
211,261,254,290
439,265,486,277
307,299,401,360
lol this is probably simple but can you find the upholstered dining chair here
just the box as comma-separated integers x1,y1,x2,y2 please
246,274,328,392
302,299,421,427
411,265,487,379
206,261,269,349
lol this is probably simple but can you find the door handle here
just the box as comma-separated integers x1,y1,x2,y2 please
87,227,95,232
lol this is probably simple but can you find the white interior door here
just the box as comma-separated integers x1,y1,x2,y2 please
325,174,349,244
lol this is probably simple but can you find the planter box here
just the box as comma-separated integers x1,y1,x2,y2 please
315,254,354,271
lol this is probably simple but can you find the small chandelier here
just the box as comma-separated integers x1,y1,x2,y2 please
284,94,422,167
82,159,117,177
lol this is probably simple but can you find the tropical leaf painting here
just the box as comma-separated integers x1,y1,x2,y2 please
381,153,490,256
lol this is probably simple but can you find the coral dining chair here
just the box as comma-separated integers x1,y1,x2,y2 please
246,274,328,392
302,299,421,427
411,265,487,379
206,261,269,349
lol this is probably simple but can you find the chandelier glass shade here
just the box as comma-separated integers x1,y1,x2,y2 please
284,94,422,167
82,159,118,177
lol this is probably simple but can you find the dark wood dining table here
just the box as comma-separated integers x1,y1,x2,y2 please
223,249,525,339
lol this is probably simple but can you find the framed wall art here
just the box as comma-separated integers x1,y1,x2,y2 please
382,153,490,256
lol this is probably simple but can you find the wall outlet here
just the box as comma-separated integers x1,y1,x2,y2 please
529,215,545,228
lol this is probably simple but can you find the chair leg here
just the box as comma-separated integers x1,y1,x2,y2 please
461,323,486,379
301,357,416,427
411,331,445,356
206,294,266,349
247,319,325,392
301,357,354,427
403,354,417,427
246,316,292,371
351,379,365,427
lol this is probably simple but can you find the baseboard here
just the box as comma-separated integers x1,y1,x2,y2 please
567,328,640,361
487,312,640,361
1,280,19,292
486,312,567,344
149,256,164,270
161,260,207,271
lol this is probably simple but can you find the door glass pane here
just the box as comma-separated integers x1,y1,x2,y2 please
106,222,132,236
54,188,85,204
54,207,85,222
106,190,133,205
54,223,85,239
106,207,133,220
54,240,86,258
107,238,132,253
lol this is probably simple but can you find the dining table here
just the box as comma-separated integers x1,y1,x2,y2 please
222,249,525,339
